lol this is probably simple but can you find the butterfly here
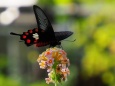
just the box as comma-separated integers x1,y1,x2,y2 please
10,5,73,47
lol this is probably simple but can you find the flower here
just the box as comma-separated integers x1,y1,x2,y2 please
46,57,54,67
45,78,52,84
37,47,70,85
39,60,46,69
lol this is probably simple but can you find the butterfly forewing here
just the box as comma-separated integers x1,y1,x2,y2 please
33,5,55,41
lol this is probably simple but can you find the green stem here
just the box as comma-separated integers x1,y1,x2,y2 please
53,61,59,86
55,83,57,86
54,69,57,86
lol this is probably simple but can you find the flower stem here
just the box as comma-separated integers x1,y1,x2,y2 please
55,83,57,86
54,69,57,86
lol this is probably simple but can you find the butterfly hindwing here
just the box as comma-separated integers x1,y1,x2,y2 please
20,28,39,46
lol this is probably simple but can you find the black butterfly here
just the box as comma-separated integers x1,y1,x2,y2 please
10,5,73,47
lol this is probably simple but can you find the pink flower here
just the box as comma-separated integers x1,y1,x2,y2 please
37,47,70,85
45,78,52,84
46,57,54,67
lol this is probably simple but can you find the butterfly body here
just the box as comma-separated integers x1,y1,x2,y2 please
10,5,73,47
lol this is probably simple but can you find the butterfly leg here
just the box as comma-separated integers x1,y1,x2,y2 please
49,44,54,48
49,45,51,48
57,42,63,49
58,45,63,49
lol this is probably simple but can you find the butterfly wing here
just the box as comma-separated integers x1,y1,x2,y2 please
55,31,73,41
33,5,56,41
20,28,39,46
10,5,56,47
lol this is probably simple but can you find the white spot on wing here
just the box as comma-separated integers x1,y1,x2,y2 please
33,33,39,39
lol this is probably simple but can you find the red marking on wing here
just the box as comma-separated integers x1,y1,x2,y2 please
22,35,26,39
26,39,31,44
25,32,29,35
35,42,49,47
34,39,38,43
35,28,38,32
28,30,33,33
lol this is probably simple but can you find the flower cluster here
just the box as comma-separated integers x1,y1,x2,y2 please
37,47,70,84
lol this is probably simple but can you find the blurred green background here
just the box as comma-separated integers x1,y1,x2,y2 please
0,0,115,86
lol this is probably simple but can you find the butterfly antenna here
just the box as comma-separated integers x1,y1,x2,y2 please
10,32,21,36
63,39,76,42
19,41,23,42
